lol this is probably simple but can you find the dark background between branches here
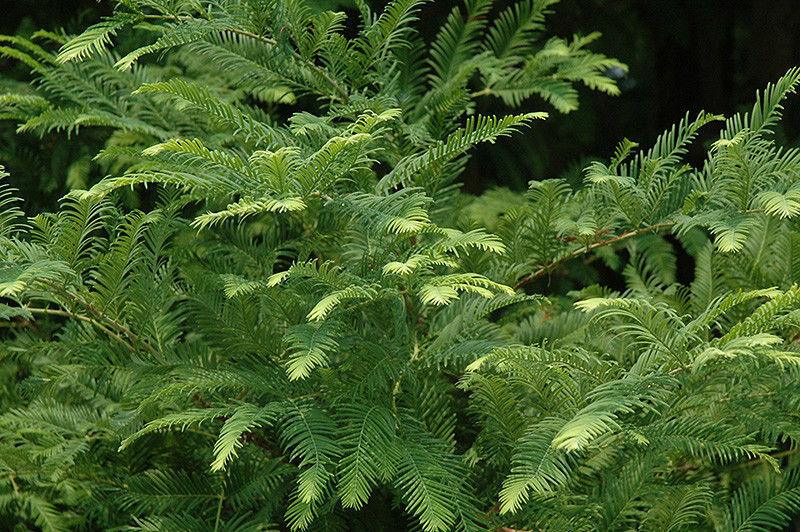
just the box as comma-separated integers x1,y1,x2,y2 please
2,0,799,202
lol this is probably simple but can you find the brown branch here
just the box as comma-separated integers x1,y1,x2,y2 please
35,278,157,354
514,222,674,290
24,307,134,350
470,87,493,98
730,446,800,470
70,295,156,354
484,501,534,531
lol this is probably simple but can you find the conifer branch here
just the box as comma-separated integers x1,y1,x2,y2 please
140,13,349,102
24,307,135,350
515,222,674,289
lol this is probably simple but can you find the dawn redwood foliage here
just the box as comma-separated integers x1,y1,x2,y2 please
1,1,800,530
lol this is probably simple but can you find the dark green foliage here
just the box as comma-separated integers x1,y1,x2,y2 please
1,1,800,530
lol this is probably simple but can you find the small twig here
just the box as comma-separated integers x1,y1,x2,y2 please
515,222,674,290
36,279,158,354
470,87,493,98
24,307,134,350
731,447,800,470
72,295,155,354
392,312,420,413
8,474,20,495
213,489,225,532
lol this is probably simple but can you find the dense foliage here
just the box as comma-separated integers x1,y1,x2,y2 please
1,1,800,530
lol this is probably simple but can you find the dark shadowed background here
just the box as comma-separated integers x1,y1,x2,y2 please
2,0,800,203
